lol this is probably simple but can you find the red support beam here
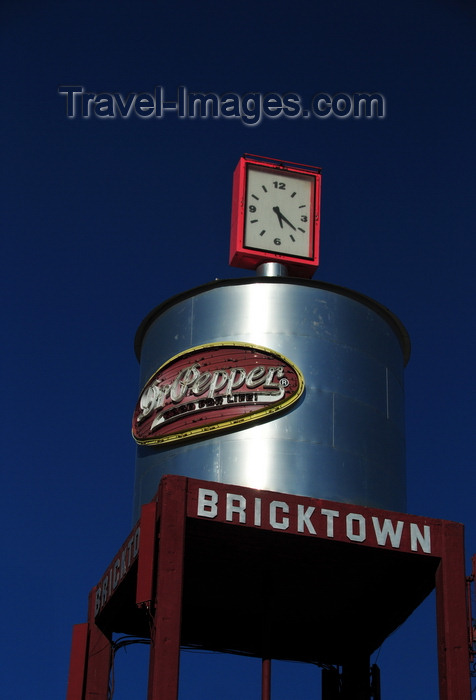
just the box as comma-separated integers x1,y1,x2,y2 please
136,501,159,607
147,476,187,700
66,624,88,700
472,554,476,656
435,522,471,700
261,658,271,700
84,588,112,700
466,554,475,663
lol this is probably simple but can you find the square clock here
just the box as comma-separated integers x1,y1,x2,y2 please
229,154,322,278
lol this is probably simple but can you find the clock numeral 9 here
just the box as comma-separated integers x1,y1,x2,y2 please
272,181,286,190
249,205,256,213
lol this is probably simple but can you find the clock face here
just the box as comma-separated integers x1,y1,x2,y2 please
244,165,314,259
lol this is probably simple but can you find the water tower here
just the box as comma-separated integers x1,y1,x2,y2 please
66,155,473,699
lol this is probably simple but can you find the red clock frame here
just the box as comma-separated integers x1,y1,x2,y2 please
229,154,322,278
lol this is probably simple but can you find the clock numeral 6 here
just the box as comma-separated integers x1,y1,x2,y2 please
274,238,282,246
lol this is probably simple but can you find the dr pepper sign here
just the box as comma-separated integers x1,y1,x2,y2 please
132,343,304,446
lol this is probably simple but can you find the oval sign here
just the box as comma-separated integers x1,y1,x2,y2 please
132,342,304,446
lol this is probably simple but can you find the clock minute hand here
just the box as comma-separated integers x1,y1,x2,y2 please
279,212,296,231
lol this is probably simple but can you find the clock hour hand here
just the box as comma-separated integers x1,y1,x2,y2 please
272,206,284,228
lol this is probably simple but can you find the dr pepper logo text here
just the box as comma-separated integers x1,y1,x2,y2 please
132,343,304,446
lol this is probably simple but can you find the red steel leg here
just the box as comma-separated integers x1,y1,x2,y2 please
435,521,471,699
66,623,88,700
147,476,187,700
262,658,271,700
82,588,112,700
136,501,159,607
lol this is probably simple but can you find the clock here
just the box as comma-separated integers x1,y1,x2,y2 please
229,154,321,278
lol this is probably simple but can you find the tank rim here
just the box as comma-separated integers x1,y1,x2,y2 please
134,276,411,366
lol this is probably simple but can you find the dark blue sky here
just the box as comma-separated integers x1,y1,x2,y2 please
1,1,475,698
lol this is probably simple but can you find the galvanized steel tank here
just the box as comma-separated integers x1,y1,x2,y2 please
132,277,410,521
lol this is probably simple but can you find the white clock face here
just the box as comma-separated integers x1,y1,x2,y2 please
244,166,314,259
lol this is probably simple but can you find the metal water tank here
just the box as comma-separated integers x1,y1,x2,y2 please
132,277,410,521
